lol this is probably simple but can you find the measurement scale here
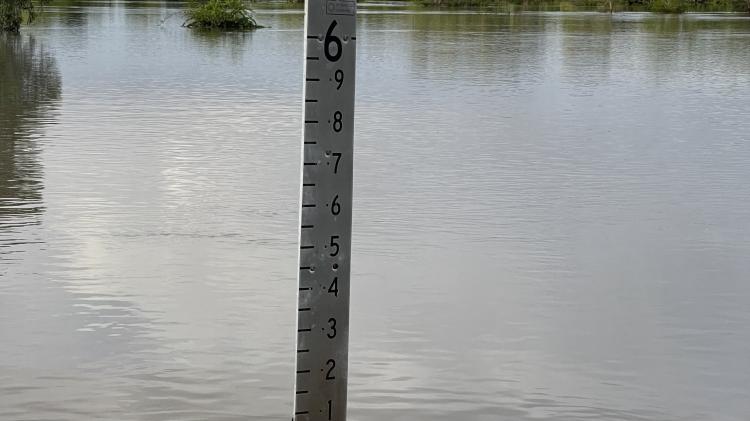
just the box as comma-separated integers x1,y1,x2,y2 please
293,0,356,420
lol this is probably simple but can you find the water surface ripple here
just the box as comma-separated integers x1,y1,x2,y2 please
1,6,749,421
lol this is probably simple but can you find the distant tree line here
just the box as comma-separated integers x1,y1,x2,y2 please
0,0,265,31
278,0,749,13
1,0,748,32
413,0,749,13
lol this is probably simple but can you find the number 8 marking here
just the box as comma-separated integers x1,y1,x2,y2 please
333,111,342,132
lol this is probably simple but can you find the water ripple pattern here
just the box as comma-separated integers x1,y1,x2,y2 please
1,5,749,421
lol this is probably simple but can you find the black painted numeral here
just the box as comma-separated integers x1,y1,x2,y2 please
329,235,340,257
329,277,338,297
325,359,336,380
327,318,337,339
331,195,340,215
332,152,342,173
325,21,342,62
334,69,344,90
333,111,342,132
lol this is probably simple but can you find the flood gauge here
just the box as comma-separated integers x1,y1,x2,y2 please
293,0,356,419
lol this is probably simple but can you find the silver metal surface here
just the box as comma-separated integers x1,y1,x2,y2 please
293,0,356,420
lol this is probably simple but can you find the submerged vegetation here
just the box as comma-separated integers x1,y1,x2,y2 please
183,0,262,30
0,0,48,32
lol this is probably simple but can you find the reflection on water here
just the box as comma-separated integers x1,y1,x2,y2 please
0,35,61,230
1,5,750,421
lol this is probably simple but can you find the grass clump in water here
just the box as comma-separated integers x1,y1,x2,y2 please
183,0,262,30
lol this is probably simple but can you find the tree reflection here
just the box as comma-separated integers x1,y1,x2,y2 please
0,34,61,227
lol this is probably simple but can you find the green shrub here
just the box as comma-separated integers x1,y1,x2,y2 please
183,0,262,30
648,0,687,11
0,0,48,32
559,0,578,9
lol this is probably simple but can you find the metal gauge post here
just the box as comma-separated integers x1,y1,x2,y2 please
294,0,356,420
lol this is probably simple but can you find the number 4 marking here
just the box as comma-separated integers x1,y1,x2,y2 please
328,277,338,296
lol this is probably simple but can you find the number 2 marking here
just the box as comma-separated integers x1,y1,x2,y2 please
326,359,336,380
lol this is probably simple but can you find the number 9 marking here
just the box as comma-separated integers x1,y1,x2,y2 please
335,69,344,90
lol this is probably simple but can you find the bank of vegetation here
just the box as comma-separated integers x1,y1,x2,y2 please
0,0,263,32
1,0,748,32
278,0,749,13
413,0,750,13
183,0,262,29
0,0,47,32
